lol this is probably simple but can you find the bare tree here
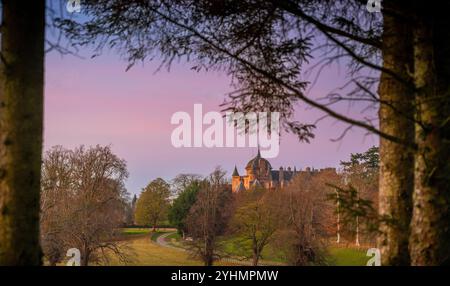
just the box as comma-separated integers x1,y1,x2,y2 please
40,145,131,266
185,167,233,266
171,173,203,195
40,146,72,265
278,169,339,266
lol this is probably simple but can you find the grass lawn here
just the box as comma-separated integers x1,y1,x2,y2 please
166,232,181,240
328,247,368,266
220,236,287,264
115,229,367,266
106,237,201,266
161,233,368,266
121,228,152,236
105,236,241,266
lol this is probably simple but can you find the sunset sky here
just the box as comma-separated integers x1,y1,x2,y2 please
44,48,378,195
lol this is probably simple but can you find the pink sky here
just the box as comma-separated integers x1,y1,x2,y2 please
44,51,378,195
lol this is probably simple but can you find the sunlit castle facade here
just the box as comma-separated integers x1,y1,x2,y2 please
231,149,298,192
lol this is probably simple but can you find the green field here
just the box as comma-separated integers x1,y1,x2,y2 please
121,228,152,236
216,236,367,266
106,236,241,266
108,237,201,266
114,228,368,266
328,247,368,266
219,236,286,264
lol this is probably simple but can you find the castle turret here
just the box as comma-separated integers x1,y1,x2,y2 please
232,166,239,177
232,165,241,192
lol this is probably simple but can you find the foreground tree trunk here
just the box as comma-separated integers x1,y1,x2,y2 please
377,1,415,266
0,1,45,265
409,4,450,265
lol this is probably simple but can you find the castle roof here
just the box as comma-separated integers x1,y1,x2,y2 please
270,169,295,182
245,148,272,170
270,170,279,181
232,165,240,176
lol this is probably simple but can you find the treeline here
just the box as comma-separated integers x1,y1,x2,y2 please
39,144,378,266
40,146,381,265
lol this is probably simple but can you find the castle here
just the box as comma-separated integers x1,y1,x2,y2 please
231,149,299,192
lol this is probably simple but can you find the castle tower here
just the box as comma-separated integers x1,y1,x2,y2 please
232,165,241,192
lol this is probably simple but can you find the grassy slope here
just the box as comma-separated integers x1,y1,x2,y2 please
218,236,368,266
113,228,367,266
106,230,239,266
108,237,201,266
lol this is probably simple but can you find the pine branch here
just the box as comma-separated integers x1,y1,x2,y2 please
150,7,417,149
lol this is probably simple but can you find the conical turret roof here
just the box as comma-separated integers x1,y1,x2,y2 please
232,165,240,176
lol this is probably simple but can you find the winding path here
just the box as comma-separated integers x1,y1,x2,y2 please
153,231,284,266
156,232,183,250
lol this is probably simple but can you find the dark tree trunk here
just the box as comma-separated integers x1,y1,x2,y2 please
377,0,415,266
409,3,450,265
204,237,214,266
81,248,90,266
0,0,45,265
204,257,213,266
252,248,260,266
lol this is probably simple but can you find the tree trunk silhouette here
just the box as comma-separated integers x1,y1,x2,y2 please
0,0,45,265
377,0,414,266
81,247,90,266
410,5,450,265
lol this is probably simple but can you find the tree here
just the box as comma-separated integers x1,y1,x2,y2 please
277,168,340,266
40,146,72,266
231,188,285,266
171,173,202,195
409,2,450,265
185,167,233,266
129,194,138,225
168,180,200,238
339,147,380,245
135,178,171,231
123,194,136,227
40,145,130,266
377,0,414,265
0,0,46,265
